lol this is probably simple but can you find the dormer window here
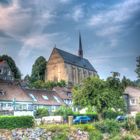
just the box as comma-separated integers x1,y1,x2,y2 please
29,94,37,101
53,96,61,103
0,90,5,96
0,69,2,74
42,95,49,100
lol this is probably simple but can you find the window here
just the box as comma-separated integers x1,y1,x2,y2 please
53,96,61,103
0,90,5,96
130,98,137,105
42,95,49,100
29,94,37,101
0,69,3,74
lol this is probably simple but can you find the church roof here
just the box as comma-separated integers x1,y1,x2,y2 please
55,48,97,72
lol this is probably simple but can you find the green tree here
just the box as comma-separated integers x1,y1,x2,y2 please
35,108,49,118
121,76,135,88
54,106,73,120
135,56,140,79
31,56,47,82
0,55,21,79
72,76,125,120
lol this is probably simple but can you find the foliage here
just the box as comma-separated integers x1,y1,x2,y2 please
30,56,47,82
35,108,49,118
0,54,21,79
0,116,34,129
89,130,103,140
29,80,66,90
40,124,69,132
135,112,140,128
135,56,140,79
121,117,137,131
54,106,73,120
72,76,125,119
122,134,135,140
94,119,120,134
121,76,135,88
74,124,95,132
103,109,123,119
52,132,67,140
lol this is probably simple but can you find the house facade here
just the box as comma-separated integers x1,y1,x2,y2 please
24,89,64,112
45,34,97,85
0,80,33,116
124,86,140,116
53,87,72,106
0,60,14,81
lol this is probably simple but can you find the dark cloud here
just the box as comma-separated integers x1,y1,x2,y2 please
0,0,12,6
0,30,13,39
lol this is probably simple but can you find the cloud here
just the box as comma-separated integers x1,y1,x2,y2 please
72,5,85,22
0,30,13,38
88,0,140,47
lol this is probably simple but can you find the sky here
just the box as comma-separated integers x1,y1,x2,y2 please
0,0,140,80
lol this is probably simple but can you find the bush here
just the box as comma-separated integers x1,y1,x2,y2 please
121,117,137,131
54,106,74,120
103,109,123,119
0,116,34,129
122,134,135,140
89,130,103,140
135,112,140,129
94,119,120,134
52,132,67,140
35,108,49,118
74,124,95,132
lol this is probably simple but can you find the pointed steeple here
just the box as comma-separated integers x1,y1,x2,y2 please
78,32,83,58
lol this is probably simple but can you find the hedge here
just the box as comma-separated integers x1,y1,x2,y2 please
0,116,34,129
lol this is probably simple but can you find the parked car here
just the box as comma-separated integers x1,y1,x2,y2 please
116,115,127,121
73,116,91,124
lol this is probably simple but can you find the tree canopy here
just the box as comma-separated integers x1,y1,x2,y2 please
0,55,21,79
72,76,125,117
136,56,140,79
30,56,47,82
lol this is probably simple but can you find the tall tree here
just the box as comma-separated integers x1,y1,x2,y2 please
121,76,135,88
31,56,47,82
72,76,125,120
0,55,21,79
136,56,140,79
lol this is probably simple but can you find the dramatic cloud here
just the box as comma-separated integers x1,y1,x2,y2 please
0,0,139,80
88,0,140,47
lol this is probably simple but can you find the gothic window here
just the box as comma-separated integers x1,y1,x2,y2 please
0,69,2,74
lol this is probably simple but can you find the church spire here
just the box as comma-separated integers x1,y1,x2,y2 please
78,32,83,58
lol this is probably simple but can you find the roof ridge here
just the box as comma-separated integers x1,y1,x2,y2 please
55,47,90,61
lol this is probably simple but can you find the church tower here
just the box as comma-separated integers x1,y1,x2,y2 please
78,32,83,58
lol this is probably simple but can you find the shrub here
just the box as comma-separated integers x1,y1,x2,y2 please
54,106,74,120
89,130,103,140
122,134,135,140
135,112,140,129
122,117,137,131
0,116,34,129
94,119,120,134
35,108,49,118
74,124,95,132
52,132,67,140
103,109,123,119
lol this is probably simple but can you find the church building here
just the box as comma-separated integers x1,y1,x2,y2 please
45,34,97,85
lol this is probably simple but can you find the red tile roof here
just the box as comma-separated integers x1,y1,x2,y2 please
24,89,64,106
53,87,72,100
0,81,32,102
